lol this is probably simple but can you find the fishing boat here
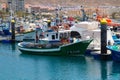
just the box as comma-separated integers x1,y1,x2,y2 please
70,21,114,52
15,29,42,42
15,22,42,42
106,45,120,61
18,29,93,56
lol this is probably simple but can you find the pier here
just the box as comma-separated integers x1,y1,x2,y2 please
91,18,112,60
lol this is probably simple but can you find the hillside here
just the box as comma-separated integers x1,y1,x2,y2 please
0,0,120,7
22,0,120,6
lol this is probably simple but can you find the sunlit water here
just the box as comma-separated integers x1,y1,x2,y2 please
0,43,120,80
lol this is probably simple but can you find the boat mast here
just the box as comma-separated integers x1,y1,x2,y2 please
8,1,13,21
55,5,61,26
81,5,87,21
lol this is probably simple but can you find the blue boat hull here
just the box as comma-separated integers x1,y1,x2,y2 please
111,50,120,61
107,45,120,61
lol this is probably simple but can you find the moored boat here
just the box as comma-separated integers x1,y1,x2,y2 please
107,45,120,61
18,29,93,56
70,21,114,52
15,29,42,42
18,39,92,56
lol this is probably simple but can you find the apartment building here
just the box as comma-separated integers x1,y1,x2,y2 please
7,0,24,12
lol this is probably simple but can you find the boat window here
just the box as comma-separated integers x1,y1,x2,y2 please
68,32,70,37
56,33,58,39
64,33,67,38
70,31,81,38
47,34,48,37
60,33,63,39
52,35,55,39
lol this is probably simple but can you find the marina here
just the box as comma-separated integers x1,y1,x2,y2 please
0,0,120,80
0,43,120,80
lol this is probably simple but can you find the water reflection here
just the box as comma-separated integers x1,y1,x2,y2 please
11,43,16,51
100,61,108,80
0,43,15,50
20,54,87,80
99,61,120,80
0,43,20,54
0,43,120,80
110,61,120,79
112,62,120,73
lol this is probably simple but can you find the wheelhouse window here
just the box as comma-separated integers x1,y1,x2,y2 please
47,34,48,37
64,33,67,38
56,33,58,39
60,33,63,39
52,35,55,39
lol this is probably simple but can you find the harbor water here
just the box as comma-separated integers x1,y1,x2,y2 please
0,43,120,80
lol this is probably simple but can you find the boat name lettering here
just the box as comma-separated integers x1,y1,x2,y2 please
67,50,80,54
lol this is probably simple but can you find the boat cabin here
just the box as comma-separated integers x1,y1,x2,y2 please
41,30,71,43
40,29,81,44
